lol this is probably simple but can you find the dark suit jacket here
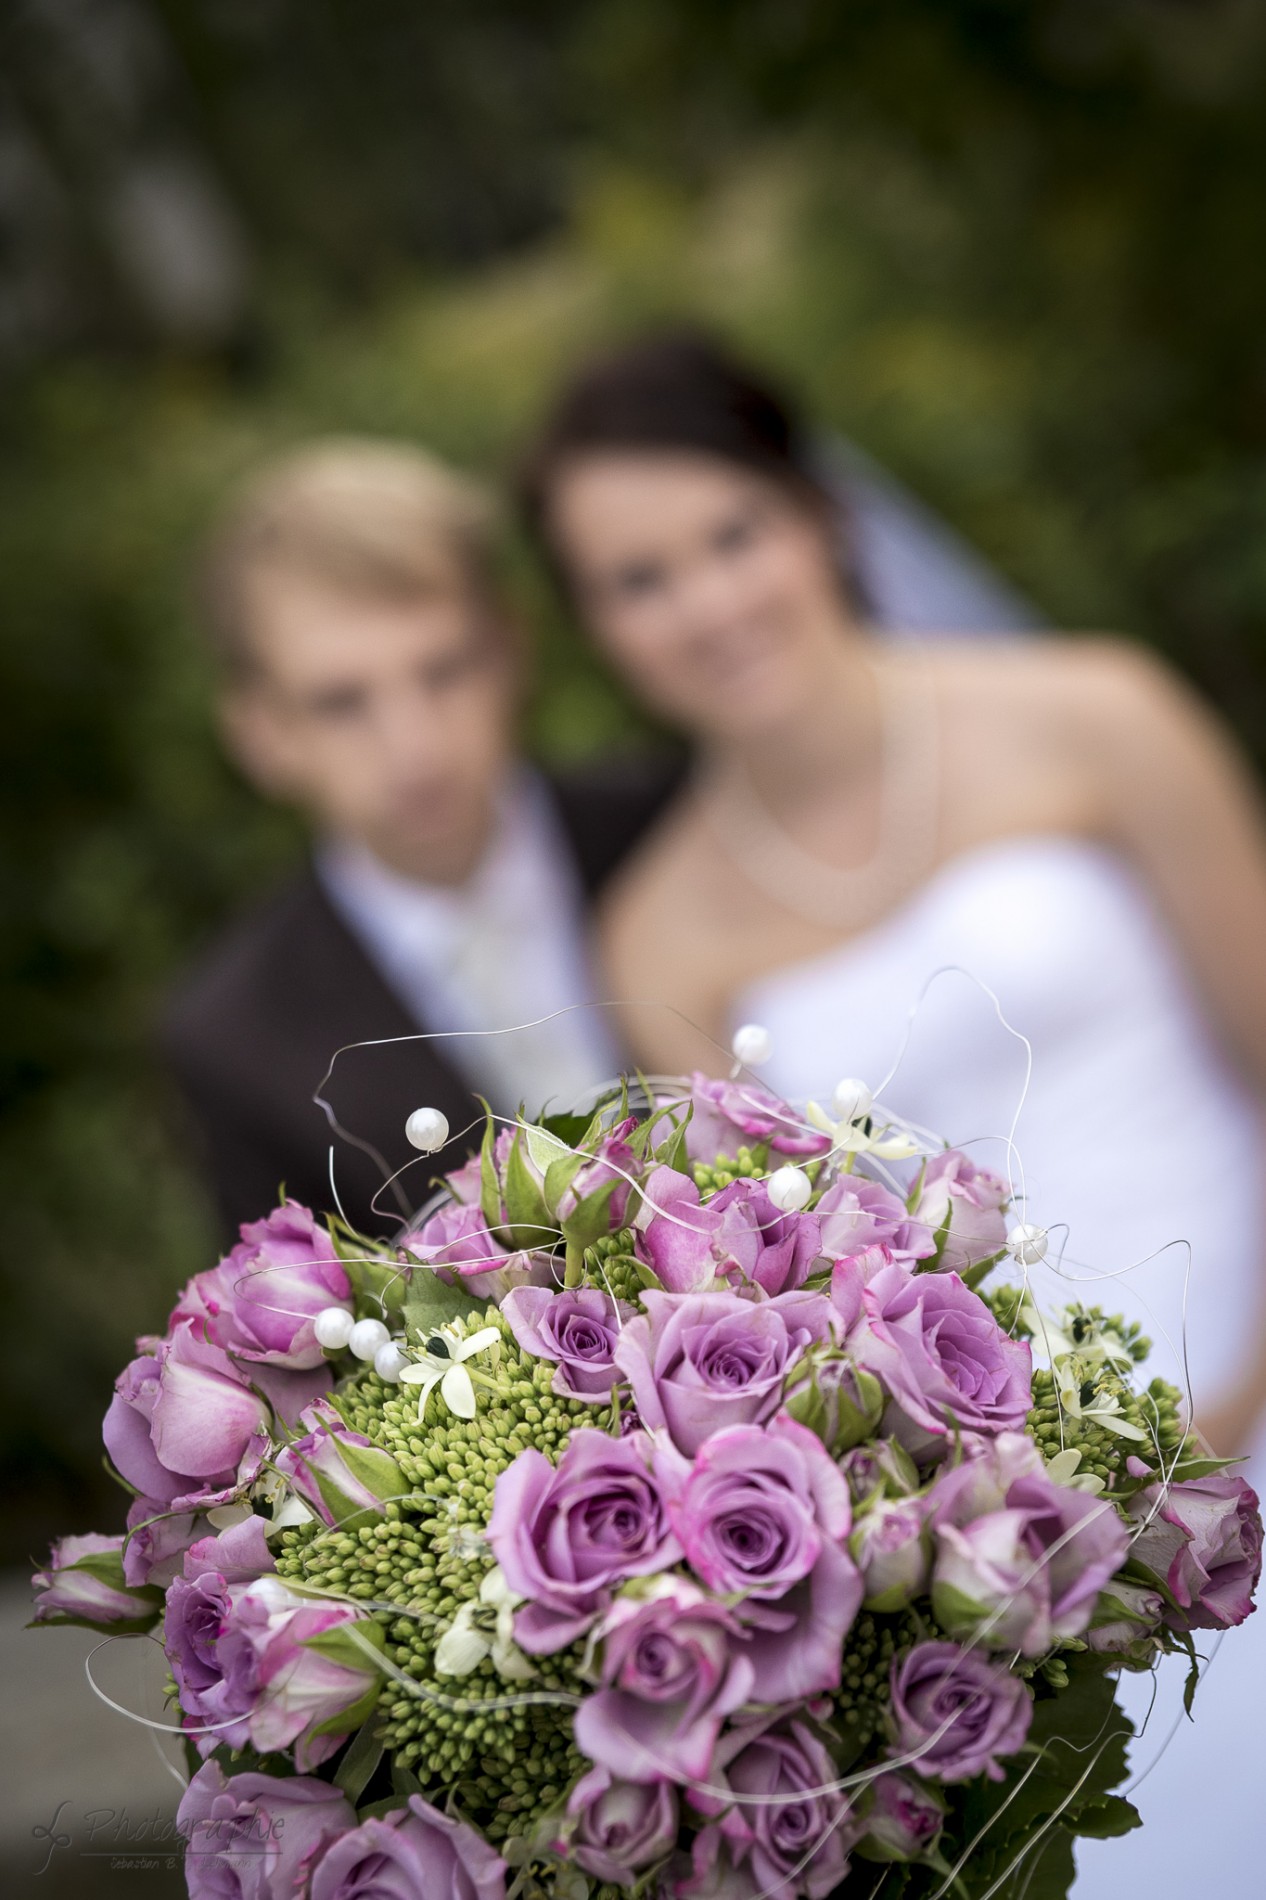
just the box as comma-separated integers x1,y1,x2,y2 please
161,762,681,1242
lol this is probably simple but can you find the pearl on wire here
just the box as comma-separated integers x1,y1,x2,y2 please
1007,1223,1049,1266
348,1317,391,1361
767,1164,813,1212
406,1106,450,1152
313,1306,356,1352
831,1077,873,1123
731,1023,773,1067
374,1340,409,1383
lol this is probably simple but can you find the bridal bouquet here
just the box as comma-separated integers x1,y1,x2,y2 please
32,1067,1263,1900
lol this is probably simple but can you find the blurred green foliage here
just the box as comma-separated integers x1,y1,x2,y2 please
4,1,1266,1561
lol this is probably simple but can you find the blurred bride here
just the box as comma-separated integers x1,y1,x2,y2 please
518,329,1266,1891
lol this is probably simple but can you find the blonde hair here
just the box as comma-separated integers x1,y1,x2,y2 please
197,438,502,675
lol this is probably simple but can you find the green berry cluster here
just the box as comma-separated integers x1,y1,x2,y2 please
692,1146,768,1195
582,1231,645,1302
380,1620,587,1840
833,1610,920,1754
277,1313,616,1836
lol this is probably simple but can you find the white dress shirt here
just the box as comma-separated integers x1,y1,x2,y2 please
316,774,621,1117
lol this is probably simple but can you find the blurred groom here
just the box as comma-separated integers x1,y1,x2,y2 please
163,439,673,1239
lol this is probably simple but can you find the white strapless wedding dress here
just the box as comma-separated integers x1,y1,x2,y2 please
733,835,1265,1897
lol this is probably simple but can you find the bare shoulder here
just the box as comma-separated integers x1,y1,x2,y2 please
914,633,1197,747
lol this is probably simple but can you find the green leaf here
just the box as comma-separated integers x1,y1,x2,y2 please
543,1147,586,1212
1069,1795,1141,1840
539,1105,599,1147
501,1128,556,1249
391,1760,424,1799
560,1175,623,1251
478,1103,502,1230
402,1267,484,1339
333,1717,385,1801
957,1658,1134,1880
523,1119,580,1177
337,1441,408,1504
302,1617,386,1675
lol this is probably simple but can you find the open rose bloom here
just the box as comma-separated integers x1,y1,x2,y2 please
31,1057,1262,1900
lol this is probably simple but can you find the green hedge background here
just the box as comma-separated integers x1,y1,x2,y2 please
4,1,1266,1563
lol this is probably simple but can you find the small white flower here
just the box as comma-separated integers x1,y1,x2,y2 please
1025,1302,1134,1373
805,1099,924,1161
433,1566,534,1682
398,1322,502,1421
1044,1447,1107,1495
1054,1360,1148,1441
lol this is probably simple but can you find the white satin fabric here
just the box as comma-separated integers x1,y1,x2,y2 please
732,834,1265,1894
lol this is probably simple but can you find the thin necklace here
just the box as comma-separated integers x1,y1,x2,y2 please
705,658,940,930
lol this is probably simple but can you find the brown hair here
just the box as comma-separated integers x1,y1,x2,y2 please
517,328,835,588
197,438,502,676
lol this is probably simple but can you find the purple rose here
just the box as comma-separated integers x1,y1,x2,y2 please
30,1533,160,1630
105,1321,271,1513
857,1264,1031,1446
1130,1472,1263,1631
173,1201,351,1372
634,1167,727,1293
707,1178,823,1296
183,1514,276,1585
690,1716,858,1900
614,1289,831,1458
308,1795,506,1900
851,1498,930,1612
735,1538,864,1704
501,1285,627,1401
855,1771,945,1863
668,1416,852,1599
888,1641,1031,1783
177,1760,354,1900
574,1579,754,1784
815,1178,934,1271
676,1073,831,1162
928,1434,1129,1654
167,1573,382,1770
406,1201,513,1281
563,1767,678,1887
487,1429,680,1653
122,1499,202,1588
274,1399,408,1527
912,1153,1008,1274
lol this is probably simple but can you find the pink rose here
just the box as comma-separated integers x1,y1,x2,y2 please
173,1201,350,1371
912,1152,1008,1274
488,1429,680,1654
30,1533,160,1631
888,1641,1031,1784
614,1288,833,1458
1130,1472,1263,1631
857,1264,1031,1447
178,1760,354,1900
574,1579,754,1784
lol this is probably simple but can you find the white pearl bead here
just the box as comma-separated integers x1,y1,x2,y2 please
406,1106,450,1153
767,1164,813,1212
1007,1223,1049,1266
831,1077,873,1123
348,1317,390,1361
313,1306,356,1351
374,1340,409,1383
731,1023,773,1067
